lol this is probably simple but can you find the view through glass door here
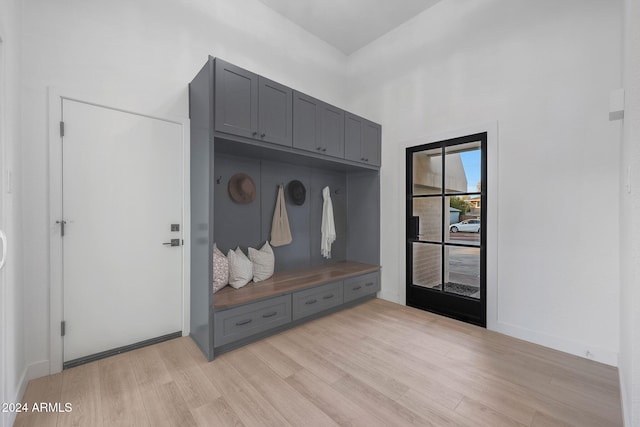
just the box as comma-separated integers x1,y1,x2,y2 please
406,133,487,326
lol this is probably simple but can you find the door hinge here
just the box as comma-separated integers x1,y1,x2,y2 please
59,121,65,137
61,321,66,337
56,220,66,237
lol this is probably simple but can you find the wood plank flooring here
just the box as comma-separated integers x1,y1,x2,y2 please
14,299,623,426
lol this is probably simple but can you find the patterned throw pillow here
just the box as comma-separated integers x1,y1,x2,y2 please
227,247,253,289
212,244,228,293
248,241,275,282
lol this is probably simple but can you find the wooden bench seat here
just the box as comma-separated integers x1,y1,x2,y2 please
214,261,381,309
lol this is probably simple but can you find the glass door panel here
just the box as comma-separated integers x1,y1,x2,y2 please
444,141,482,194
412,243,442,290
446,196,481,247
412,198,442,242
412,148,442,196
444,246,480,299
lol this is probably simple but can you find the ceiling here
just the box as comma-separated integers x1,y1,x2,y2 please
258,0,442,55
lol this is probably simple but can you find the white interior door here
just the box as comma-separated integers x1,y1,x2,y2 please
62,99,183,363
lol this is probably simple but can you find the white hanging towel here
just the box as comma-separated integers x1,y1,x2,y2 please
271,185,292,247
321,186,336,259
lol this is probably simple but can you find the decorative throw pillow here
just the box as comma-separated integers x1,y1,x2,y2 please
248,241,275,282
227,247,253,289
212,244,229,293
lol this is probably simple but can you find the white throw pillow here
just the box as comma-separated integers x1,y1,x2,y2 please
212,244,229,293
248,241,275,282
227,247,253,289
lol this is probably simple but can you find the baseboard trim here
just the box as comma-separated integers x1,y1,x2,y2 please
26,360,51,381
378,292,402,305
5,367,27,427
619,367,631,426
63,331,182,369
494,320,618,366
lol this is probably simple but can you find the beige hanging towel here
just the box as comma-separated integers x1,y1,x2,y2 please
271,185,292,247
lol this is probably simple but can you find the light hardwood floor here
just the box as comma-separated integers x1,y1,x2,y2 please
15,299,622,426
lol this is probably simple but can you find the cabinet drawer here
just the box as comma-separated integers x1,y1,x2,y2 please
344,272,380,303
292,281,343,321
214,295,291,347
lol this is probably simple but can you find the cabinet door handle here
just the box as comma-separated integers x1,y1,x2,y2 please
361,157,365,161
235,319,252,326
305,299,318,305
317,146,322,151
262,312,277,318
322,148,327,152
252,131,258,137
323,294,334,300
365,282,374,287
261,133,266,138
353,286,362,291
365,158,369,162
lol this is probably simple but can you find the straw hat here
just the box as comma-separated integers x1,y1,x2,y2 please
228,173,256,204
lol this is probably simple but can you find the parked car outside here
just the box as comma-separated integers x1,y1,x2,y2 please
449,219,480,233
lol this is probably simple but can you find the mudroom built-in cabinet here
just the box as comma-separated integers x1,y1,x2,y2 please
214,58,293,147
190,56,382,360
292,91,345,158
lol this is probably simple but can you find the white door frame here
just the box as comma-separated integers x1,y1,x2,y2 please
0,34,7,427
48,87,191,374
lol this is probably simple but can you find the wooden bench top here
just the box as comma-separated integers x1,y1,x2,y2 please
213,261,381,309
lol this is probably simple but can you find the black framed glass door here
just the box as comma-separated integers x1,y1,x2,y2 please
406,133,487,327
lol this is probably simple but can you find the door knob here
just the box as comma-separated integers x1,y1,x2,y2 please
163,239,181,247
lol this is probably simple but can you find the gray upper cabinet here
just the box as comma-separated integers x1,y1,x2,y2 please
215,59,292,147
320,103,345,158
293,91,344,159
258,76,293,147
293,91,321,153
345,112,381,167
214,59,259,139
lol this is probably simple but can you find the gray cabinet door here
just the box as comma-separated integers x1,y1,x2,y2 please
344,272,380,303
319,103,344,158
213,295,291,347
293,91,320,153
258,76,292,147
344,112,381,167
214,59,258,139
344,112,363,162
362,121,381,166
293,91,345,158
292,281,343,321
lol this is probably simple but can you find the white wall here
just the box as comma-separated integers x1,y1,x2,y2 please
620,0,640,423
20,0,347,373
346,0,622,365
0,0,26,424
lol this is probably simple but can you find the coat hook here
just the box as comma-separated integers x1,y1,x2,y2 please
216,176,222,184
334,188,341,195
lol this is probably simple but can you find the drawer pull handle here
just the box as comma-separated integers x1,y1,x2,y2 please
365,282,374,287
353,286,362,291
235,319,253,326
262,312,277,318
323,294,334,300
305,299,318,305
